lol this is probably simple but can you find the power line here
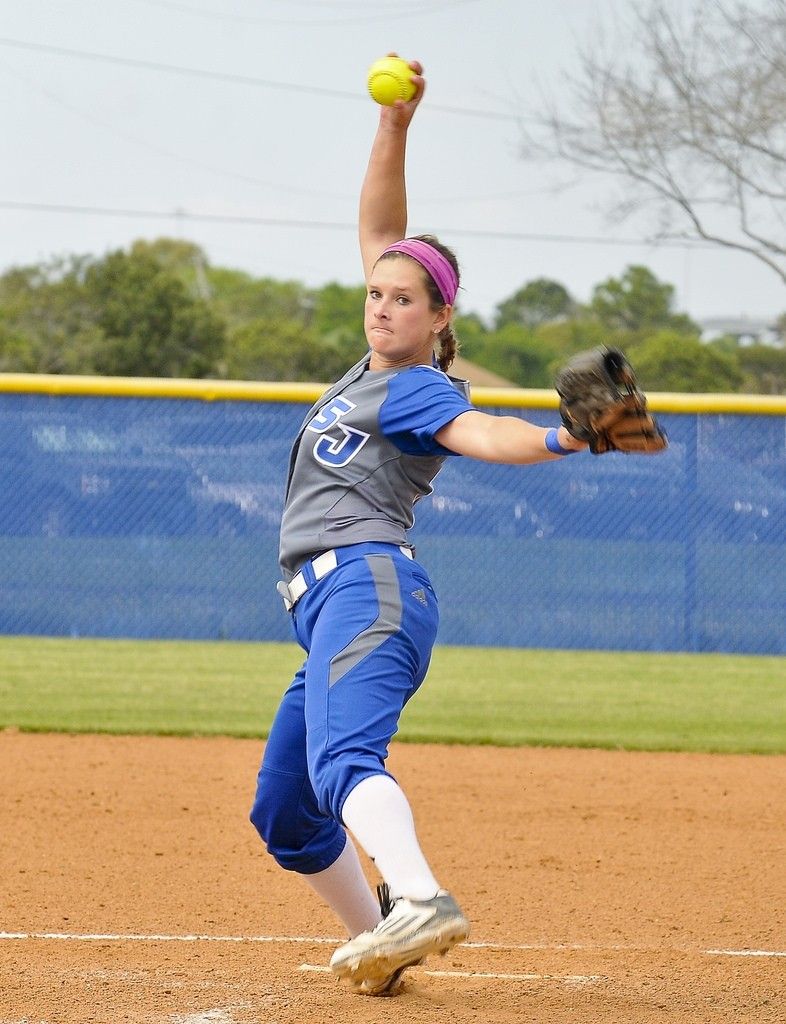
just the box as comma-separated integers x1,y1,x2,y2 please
0,59,357,201
0,36,523,123
0,199,717,248
0,199,357,231
134,0,480,27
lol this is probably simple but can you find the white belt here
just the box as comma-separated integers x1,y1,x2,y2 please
277,545,413,612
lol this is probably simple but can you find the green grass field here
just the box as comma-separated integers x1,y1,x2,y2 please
1,635,784,754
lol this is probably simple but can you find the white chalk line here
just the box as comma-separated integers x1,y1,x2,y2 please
0,930,784,959
0,931,336,945
704,948,786,958
298,963,601,985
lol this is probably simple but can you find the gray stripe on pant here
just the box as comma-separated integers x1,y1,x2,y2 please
328,554,402,688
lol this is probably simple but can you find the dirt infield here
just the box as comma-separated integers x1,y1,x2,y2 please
1,732,784,1023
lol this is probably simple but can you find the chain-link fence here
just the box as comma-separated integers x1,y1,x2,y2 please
1,380,784,653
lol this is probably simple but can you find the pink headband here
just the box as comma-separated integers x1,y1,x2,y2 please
380,239,458,306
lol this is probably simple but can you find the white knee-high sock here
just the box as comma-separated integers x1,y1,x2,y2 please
341,774,440,901
303,833,381,937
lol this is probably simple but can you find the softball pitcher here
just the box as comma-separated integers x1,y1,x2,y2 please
249,58,588,996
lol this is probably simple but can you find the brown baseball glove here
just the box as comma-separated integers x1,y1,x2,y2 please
555,348,668,455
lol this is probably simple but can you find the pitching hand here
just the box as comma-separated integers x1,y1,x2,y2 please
378,56,425,128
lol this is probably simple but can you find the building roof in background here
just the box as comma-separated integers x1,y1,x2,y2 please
699,316,782,347
450,354,517,387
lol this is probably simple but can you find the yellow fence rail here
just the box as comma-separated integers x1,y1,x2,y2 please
1,372,785,415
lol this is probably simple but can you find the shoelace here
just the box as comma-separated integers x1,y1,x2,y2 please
376,882,397,919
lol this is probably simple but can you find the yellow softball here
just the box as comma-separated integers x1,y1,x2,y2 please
367,56,417,106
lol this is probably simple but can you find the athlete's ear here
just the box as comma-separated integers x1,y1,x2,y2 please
432,305,452,335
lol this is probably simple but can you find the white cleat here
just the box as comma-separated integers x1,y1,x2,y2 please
329,886,470,996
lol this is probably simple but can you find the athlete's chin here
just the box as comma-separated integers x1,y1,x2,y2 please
367,332,400,356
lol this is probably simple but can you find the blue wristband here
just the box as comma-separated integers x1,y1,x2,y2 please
545,427,578,456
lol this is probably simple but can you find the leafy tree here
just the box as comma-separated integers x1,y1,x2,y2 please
453,312,494,363
534,316,615,360
494,278,575,329
128,238,216,307
631,331,743,391
309,282,368,370
206,267,312,329
224,318,316,381
131,237,206,277
736,344,786,394
453,310,488,335
460,322,556,387
0,257,105,374
0,317,37,372
0,247,226,378
705,334,741,356
3,236,781,392
311,281,366,339
84,248,225,377
451,312,489,358
223,318,361,383
590,265,697,334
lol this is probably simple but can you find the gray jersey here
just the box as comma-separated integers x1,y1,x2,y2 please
279,354,472,578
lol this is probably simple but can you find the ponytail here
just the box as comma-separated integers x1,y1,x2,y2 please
436,324,459,372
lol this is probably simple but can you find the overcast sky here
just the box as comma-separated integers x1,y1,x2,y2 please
2,0,783,327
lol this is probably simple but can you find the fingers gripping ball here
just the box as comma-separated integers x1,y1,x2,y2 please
367,56,416,105
555,347,669,455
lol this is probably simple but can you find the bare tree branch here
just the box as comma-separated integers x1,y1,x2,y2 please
524,0,786,286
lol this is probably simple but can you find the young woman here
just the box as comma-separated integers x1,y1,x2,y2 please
249,58,587,997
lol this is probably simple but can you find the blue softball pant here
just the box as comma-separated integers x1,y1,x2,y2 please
249,542,440,874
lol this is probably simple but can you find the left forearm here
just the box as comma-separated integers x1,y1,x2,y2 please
436,410,586,463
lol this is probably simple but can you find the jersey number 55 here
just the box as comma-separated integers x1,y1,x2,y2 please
307,397,371,469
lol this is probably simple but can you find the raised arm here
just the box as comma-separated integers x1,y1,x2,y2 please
359,58,425,282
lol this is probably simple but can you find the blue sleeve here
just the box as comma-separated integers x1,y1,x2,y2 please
379,366,473,456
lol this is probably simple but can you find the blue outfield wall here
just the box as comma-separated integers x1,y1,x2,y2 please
0,376,784,654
